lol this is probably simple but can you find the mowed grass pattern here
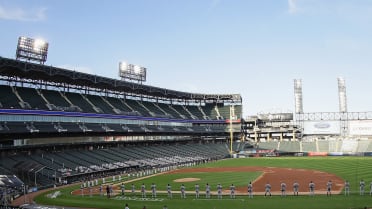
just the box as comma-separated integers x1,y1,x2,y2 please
35,157,372,209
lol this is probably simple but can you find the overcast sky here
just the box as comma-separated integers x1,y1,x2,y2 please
1,0,372,116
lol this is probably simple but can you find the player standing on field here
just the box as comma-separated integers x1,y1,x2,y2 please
180,184,186,198
121,183,125,196
217,183,222,199
309,181,315,196
131,183,135,197
151,183,156,198
344,180,350,196
280,182,287,197
360,179,365,195
264,182,272,197
167,183,172,198
206,183,211,198
141,183,146,198
230,184,235,199
248,181,253,198
293,181,299,196
195,184,200,198
326,180,332,196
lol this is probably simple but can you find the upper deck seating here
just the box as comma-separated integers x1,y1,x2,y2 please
64,92,96,113
85,94,115,114
0,85,21,109
172,104,193,119
41,89,71,108
16,87,47,110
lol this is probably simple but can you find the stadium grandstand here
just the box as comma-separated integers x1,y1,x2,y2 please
239,78,372,157
0,55,242,205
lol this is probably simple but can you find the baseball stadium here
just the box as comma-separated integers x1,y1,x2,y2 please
0,36,372,209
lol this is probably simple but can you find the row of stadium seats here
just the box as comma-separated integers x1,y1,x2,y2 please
0,85,240,120
0,142,230,187
0,121,226,134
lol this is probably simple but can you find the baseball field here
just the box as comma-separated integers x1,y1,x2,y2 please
33,157,372,209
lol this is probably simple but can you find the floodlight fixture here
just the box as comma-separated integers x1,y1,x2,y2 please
119,61,147,83
16,36,49,64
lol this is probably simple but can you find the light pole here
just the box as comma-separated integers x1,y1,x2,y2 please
229,105,235,155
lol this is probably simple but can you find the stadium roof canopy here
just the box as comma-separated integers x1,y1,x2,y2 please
0,57,241,102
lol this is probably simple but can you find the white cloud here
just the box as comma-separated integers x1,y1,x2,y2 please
58,65,93,74
0,5,46,21
288,0,298,14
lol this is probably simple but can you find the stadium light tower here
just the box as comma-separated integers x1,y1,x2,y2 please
16,36,49,64
294,79,303,114
119,61,147,83
337,77,347,113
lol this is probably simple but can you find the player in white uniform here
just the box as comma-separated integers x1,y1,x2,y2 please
167,183,172,198
131,183,135,197
141,183,146,198
344,180,350,196
309,181,315,196
230,184,236,199
264,182,272,197
217,183,222,199
280,182,287,197
151,183,156,198
195,184,200,198
369,181,372,196
180,184,186,198
326,180,332,196
360,179,365,195
293,181,299,196
121,183,125,196
247,181,253,198
206,183,211,198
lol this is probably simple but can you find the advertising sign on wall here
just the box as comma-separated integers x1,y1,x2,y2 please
349,120,372,136
303,121,340,135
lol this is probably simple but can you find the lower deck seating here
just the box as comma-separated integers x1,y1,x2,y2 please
0,142,230,188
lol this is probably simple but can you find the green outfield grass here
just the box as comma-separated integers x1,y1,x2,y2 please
34,157,372,209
